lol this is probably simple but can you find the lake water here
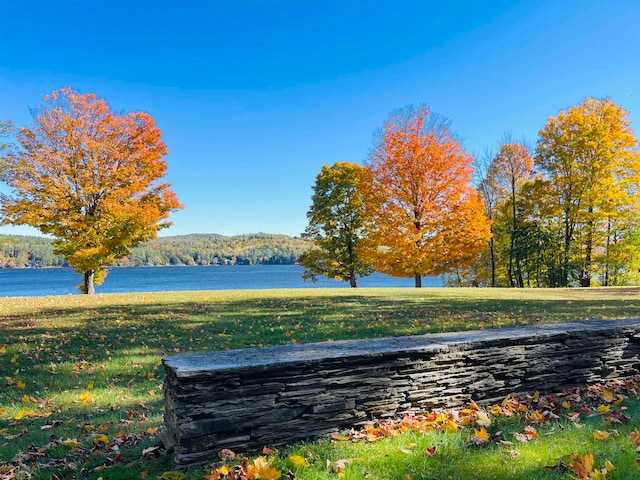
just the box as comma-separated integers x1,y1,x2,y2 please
0,265,443,297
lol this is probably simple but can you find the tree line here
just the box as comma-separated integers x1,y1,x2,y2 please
298,99,640,288
0,233,309,268
2,89,639,292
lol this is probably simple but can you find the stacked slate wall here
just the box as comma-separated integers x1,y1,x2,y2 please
162,319,640,465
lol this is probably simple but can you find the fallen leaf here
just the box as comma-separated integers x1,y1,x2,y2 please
289,454,310,468
332,458,353,473
475,410,492,428
503,449,519,458
524,426,538,440
160,472,185,480
218,448,236,461
472,427,490,445
514,432,529,443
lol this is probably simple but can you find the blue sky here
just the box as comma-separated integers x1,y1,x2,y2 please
1,1,639,237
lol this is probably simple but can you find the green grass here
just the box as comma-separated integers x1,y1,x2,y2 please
1,287,640,479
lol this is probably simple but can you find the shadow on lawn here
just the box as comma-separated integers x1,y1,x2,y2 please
1,290,639,479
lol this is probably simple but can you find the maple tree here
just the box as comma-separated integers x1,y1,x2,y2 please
0,88,182,293
536,98,640,287
297,162,372,287
361,105,491,287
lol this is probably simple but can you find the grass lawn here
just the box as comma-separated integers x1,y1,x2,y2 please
1,287,640,479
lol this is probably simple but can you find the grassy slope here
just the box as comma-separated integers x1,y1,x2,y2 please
1,287,640,479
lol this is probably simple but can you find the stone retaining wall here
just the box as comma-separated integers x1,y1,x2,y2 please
162,318,640,465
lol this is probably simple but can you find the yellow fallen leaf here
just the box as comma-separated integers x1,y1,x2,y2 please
15,410,35,420
61,438,79,448
289,454,310,467
600,390,615,403
593,429,610,441
474,427,490,444
78,392,93,404
443,419,458,433
597,405,611,413
17,380,26,389
93,434,109,446
160,472,185,480
252,456,281,480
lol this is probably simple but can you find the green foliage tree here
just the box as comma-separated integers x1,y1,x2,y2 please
297,162,372,287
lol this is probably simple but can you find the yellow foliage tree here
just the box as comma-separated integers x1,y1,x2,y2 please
536,97,640,287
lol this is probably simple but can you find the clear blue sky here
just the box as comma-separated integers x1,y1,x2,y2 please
1,1,639,237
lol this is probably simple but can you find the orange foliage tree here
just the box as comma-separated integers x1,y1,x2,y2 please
361,105,491,287
0,88,183,294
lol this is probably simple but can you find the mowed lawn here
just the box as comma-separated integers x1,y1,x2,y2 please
1,287,640,479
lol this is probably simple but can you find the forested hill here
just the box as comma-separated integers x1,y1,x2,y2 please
0,233,311,268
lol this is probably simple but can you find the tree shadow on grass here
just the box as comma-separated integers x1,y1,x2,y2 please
1,289,639,479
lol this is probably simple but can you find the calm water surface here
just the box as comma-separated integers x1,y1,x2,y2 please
0,265,443,297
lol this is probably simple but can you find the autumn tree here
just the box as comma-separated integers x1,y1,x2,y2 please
474,150,501,287
536,98,640,287
361,105,491,287
0,88,182,294
297,161,372,287
487,139,534,287
0,121,13,172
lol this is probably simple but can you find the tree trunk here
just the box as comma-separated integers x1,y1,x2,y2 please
562,212,571,287
414,273,422,288
83,270,95,295
349,272,357,288
580,207,594,288
489,229,496,288
604,217,611,287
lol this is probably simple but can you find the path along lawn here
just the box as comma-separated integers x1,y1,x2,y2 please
1,287,640,479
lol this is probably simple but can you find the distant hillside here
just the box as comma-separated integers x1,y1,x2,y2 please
0,233,311,268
